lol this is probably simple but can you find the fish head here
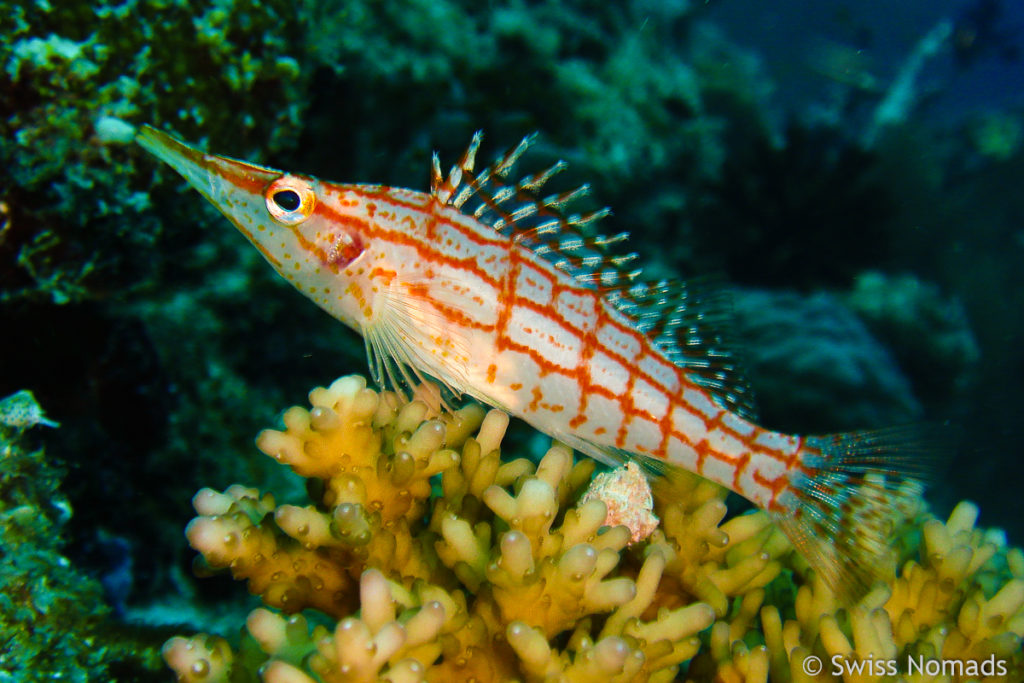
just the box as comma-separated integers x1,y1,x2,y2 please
137,125,370,329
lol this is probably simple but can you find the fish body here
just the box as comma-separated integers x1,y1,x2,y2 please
138,126,928,602
0,389,59,429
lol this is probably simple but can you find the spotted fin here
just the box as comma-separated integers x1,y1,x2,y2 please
774,426,937,603
610,278,757,420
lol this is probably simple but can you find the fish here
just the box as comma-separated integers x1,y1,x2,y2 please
0,389,60,429
137,125,930,603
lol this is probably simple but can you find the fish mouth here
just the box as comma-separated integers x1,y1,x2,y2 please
136,125,284,209
136,125,292,271
136,125,221,203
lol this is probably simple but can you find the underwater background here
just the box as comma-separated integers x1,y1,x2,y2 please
1,0,1023,679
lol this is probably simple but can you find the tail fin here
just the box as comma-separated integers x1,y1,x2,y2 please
773,426,940,604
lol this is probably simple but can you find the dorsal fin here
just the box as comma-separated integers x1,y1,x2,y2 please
432,135,756,419
433,133,638,294
612,278,758,420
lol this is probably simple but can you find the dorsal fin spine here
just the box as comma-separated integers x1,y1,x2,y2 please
430,153,443,195
493,134,534,177
544,186,588,210
439,131,483,208
574,208,612,226
510,204,539,222
455,132,483,177
520,161,567,191
491,186,516,204
560,236,584,251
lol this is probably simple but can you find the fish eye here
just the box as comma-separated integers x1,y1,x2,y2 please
273,189,300,211
265,176,315,225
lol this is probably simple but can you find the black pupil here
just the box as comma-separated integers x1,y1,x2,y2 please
273,190,301,211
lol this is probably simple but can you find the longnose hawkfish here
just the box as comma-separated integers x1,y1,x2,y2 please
138,125,929,602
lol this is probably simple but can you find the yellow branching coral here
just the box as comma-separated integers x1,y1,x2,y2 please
166,376,1024,683
641,473,790,618
167,377,715,682
752,501,1024,683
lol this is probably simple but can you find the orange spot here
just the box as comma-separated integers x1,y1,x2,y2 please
527,386,543,412
347,282,370,318
486,364,496,384
369,267,397,284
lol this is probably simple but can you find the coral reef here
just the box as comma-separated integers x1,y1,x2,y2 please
732,289,921,432
1,0,311,303
845,271,980,408
0,0,335,601
0,395,163,680
165,376,1024,682
165,376,720,681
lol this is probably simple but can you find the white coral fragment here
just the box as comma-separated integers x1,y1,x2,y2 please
580,462,659,543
